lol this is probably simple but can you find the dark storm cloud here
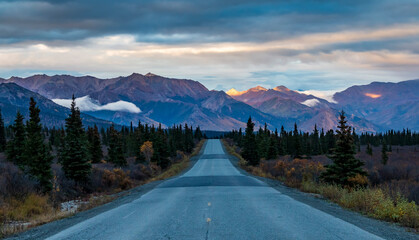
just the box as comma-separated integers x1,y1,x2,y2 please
1,0,418,46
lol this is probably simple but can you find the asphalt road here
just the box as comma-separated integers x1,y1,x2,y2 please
40,139,388,240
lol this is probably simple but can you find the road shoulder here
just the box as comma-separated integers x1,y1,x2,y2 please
220,141,418,240
7,141,208,240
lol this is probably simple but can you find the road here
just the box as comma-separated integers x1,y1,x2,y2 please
46,139,383,240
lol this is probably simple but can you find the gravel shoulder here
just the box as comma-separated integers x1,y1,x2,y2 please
220,142,418,240
6,141,207,240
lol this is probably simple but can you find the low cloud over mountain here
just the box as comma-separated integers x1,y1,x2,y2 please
1,73,418,132
53,96,141,113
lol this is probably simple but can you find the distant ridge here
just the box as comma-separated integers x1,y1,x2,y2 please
2,73,418,131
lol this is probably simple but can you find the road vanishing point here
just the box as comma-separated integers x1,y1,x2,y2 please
21,140,397,239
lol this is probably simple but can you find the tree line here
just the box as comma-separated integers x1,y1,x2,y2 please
224,119,419,162
0,96,203,193
225,112,418,187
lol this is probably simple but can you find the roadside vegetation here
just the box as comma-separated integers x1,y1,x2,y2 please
223,113,419,230
0,98,206,238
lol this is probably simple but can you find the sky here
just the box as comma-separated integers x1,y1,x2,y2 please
0,0,419,92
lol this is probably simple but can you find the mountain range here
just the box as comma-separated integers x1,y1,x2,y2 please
0,73,418,132
0,83,113,128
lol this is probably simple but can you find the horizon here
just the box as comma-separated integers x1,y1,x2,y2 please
1,72,418,94
1,1,419,92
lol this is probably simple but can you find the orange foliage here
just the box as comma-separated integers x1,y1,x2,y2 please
271,158,325,187
102,169,133,190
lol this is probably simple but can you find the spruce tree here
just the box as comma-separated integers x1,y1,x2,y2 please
108,125,126,167
152,124,170,169
366,143,373,156
293,123,302,158
61,95,91,183
135,121,146,162
6,111,27,168
311,124,320,155
381,141,388,165
242,117,259,166
24,98,53,192
278,126,287,155
321,111,367,186
266,135,278,160
88,125,103,163
194,126,203,141
0,108,6,152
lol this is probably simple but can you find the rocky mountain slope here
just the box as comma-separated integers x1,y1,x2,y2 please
2,73,417,132
333,79,419,130
0,83,113,128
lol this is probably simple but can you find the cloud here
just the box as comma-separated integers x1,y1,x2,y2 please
53,96,141,113
0,0,418,91
1,0,418,44
297,90,339,103
301,99,320,107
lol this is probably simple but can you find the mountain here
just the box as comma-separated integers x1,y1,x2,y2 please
333,79,419,130
3,73,417,132
0,83,113,128
227,86,378,132
4,74,279,131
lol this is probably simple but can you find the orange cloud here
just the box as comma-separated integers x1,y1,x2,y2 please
365,93,382,98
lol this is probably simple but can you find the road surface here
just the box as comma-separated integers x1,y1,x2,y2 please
46,140,383,240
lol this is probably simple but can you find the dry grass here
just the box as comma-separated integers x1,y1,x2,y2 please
221,139,247,166
151,140,206,181
0,194,70,238
0,140,207,238
221,139,419,230
300,181,419,229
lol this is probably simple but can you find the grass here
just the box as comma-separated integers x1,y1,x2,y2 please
220,139,419,231
221,139,247,166
0,194,71,238
151,139,206,181
0,140,207,238
300,181,419,229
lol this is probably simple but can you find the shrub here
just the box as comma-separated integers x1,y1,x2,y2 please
100,168,132,191
6,194,53,221
319,184,345,202
0,162,37,200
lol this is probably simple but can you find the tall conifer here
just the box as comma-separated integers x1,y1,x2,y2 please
321,111,367,186
61,95,91,183
24,98,53,192
293,123,302,158
242,117,259,166
88,125,103,163
108,125,126,167
6,112,26,168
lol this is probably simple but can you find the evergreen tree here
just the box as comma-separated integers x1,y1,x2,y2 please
194,126,203,141
152,124,170,169
108,125,126,167
242,117,259,166
381,141,388,165
183,124,194,153
266,135,278,160
0,109,6,152
6,111,26,168
24,98,53,192
135,121,146,162
366,143,373,156
320,128,327,154
61,95,91,183
321,111,367,186
293,123,302,158
311,124,320,155
278,126,287,155
88,125,103,163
